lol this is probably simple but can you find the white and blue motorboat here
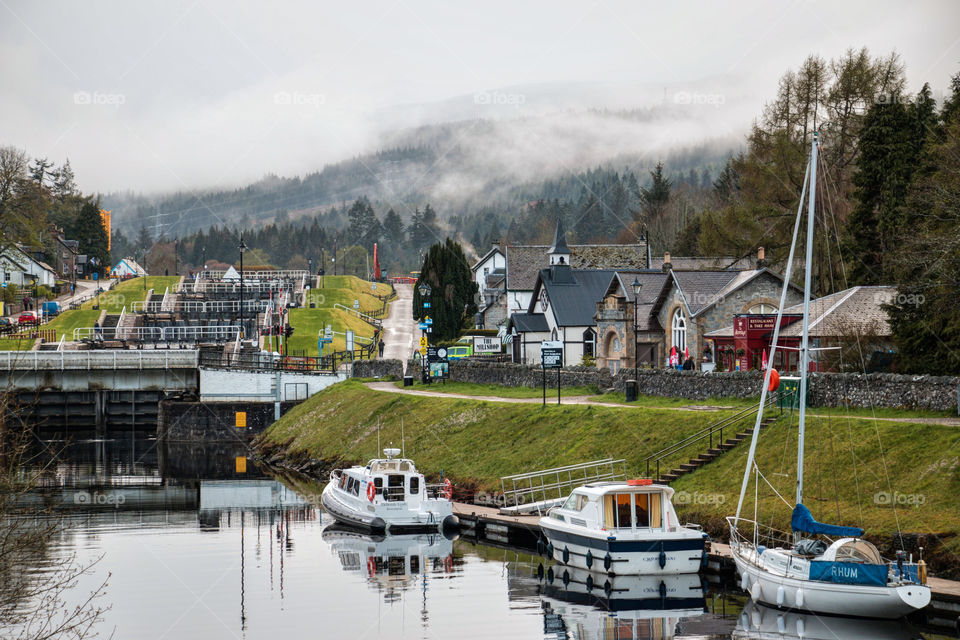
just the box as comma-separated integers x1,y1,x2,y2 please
321,448,458,534
538,480,707,575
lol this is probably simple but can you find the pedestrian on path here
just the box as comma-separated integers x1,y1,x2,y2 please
378,338,385,357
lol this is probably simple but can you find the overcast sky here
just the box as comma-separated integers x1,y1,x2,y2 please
1,0,958,194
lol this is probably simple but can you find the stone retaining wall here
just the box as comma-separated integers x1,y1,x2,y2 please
410,360,958,411
352,359,404,380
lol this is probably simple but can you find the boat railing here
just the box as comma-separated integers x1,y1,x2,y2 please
643,392,781,481
727,516,796,551
500,458,627,513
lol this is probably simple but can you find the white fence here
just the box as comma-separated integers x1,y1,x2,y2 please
131,300,269,313
0,350,199,371
72,325,241,342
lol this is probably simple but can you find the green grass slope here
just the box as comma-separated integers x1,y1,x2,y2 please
260,379,751,489
287,276,392,355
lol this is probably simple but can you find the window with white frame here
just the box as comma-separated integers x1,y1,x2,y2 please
748,302,777,314
671,308,687,353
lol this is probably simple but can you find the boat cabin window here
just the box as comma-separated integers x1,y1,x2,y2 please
603,492,662,529
835,540,882,564
562,493,589,511
339,474,347,490
409,476,420,495
385,475,405,501
374,477,383,494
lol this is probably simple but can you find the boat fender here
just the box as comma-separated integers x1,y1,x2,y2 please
659,580,667,599
740,572,749,591
367,557,376,577
585,550,593,569
603,553,612,571
603,580,612,597
546,542,554,558
795,588,803,608
776,585,784,607
796,618,804,637
367,483,376,502
537,538,546,556
658,541,666,569
777,615,785,634
547,567,555,584
585,575,594,591
441,515,459,535
562,546,570,564
562,569,570,587
537,563,544,581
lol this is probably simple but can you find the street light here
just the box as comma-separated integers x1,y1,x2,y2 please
239,236,247,341
418,281,432,384
632,276,642,386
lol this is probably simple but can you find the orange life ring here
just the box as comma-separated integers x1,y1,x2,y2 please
367,557,376,577
768,368,780,392
442,478,453,500
367,482,376,502
443,555,453,572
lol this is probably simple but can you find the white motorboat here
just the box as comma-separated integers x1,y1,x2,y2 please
538,569,706,640
538,480,708,575
727,132,930,619
733,600,925,640
321,448,458,534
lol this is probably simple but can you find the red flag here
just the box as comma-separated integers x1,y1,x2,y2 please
761,348,768,371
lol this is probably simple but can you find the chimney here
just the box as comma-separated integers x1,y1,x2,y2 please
491,238,500,252
757,246,766,269
661,251,672,273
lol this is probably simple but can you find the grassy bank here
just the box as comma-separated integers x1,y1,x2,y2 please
81,276,181,312
287,276,392,355
260,379,755,489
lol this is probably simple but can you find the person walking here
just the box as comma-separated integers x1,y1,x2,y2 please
378,338,385,357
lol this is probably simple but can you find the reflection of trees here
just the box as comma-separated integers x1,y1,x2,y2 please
0,397,109,639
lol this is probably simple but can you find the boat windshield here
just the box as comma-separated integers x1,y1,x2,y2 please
834,540,883,564
562,493,588,511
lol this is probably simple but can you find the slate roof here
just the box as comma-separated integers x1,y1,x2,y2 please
671,270,743,315
510,312,549,333
649,256,754,270
779,286,894,337
506,244,647,291
532,268,618,327
704,286,895,338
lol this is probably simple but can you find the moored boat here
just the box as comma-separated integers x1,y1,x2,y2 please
538,479,707,575
320,448,458,534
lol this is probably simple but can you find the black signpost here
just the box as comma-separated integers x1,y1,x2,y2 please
541,341,563,406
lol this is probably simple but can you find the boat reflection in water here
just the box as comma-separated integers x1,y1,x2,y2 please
537,566,706,640
321,525,455,605
732,601,925,640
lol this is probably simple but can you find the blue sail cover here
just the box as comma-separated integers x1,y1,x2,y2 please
791,503,864,537
809,561,887,586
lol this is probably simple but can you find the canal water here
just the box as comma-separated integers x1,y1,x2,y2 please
10,433,944,639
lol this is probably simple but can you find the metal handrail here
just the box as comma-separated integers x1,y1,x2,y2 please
500,458,627,512
643,393,781,480
72,325,241,342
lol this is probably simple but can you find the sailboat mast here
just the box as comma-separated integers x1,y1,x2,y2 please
796,132,819,507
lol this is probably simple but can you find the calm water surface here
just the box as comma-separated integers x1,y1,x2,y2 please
16,433,942,640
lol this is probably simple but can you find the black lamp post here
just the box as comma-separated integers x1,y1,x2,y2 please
202,246,206,273
239,236,247,340
418,281,432,384
632,276,642,384
320,248,325,288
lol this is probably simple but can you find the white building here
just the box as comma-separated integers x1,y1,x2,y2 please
112,257,148,278
0,246,58,288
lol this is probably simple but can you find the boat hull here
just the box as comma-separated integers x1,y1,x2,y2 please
321,483,458,534
732,550,930,619
539,519,706,575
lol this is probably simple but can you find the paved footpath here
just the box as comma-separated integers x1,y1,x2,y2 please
363,381,960,425
379,283,415,371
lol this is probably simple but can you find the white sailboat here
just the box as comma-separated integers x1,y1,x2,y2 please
727,132,930,619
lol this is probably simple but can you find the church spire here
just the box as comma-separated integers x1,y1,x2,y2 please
549,218,570,266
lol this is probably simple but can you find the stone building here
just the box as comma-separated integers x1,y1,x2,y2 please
593,251,803,373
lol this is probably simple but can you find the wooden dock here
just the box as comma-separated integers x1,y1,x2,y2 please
451,501,960,627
